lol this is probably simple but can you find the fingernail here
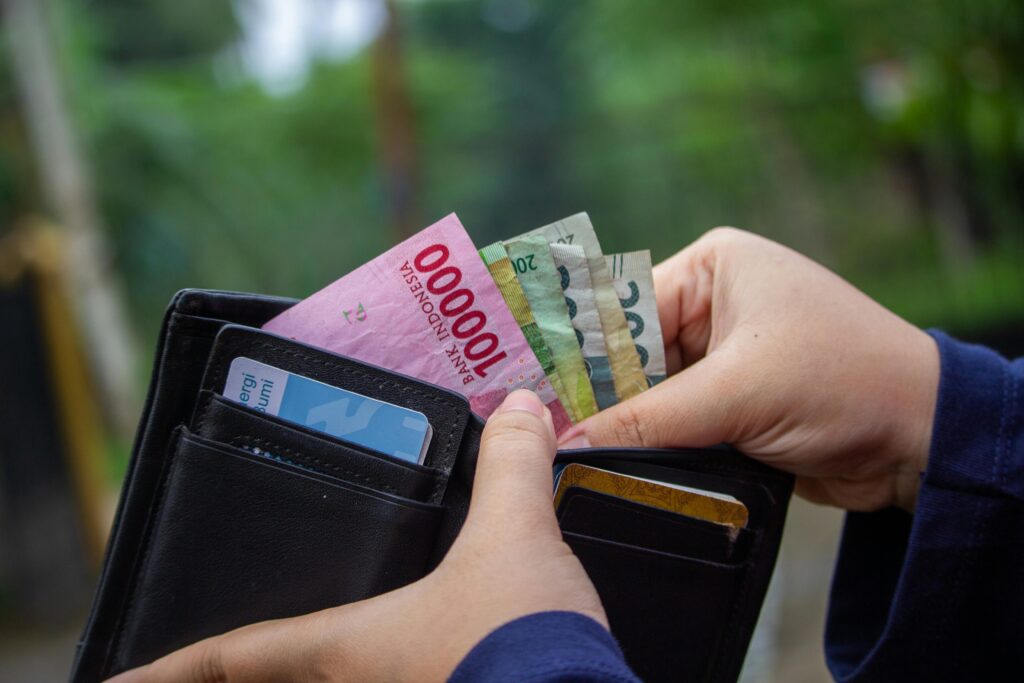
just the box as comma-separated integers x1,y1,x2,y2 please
499,389,545,418
557,425,591,449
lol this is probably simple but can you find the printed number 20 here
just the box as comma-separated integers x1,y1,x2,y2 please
512,254,536,274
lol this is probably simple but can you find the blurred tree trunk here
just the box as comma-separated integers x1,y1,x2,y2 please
2,0,139,439
888,145,977,273
371,0,418,241
752,103,833,265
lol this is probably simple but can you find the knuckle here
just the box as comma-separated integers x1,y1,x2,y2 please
607,402,650,448
192,644,228,683
483,410,550,448
705,225,741,240
704,226,752,248
479,418,555,473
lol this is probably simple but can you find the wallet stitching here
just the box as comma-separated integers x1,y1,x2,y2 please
108,428,186,673
210,337,464,504
229,434,404,496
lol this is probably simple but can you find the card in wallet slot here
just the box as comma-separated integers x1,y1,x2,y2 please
192,391,446,503
555,462,749,529
557,487,751,564
198,324,473,475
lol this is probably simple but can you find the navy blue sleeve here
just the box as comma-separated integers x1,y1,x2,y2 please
825,330,1024,681
449,611,640,683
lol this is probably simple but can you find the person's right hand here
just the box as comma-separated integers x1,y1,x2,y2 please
560,228,940,512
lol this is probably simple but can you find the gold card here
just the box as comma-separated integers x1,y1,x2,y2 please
554,463,749,529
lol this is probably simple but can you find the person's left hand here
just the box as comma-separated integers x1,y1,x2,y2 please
108,390,605,682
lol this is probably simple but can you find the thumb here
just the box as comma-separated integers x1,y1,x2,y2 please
465,390,559,537
559,353,742,450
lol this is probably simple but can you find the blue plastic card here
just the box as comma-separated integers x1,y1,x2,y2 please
223,356,432,464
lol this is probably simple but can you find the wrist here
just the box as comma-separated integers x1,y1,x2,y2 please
889,327,940,512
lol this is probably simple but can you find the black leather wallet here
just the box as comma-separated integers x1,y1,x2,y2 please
72,289,793,683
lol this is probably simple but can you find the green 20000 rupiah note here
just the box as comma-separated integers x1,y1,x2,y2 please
549,242,616,410
503,234,598,422
608,250,666,386
524,213,647,403
479,241,571,420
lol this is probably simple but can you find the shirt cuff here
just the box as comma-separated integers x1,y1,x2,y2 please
824,330,1022,681
449,611,639,683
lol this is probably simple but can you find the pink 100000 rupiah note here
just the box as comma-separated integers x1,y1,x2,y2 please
263,213,572,434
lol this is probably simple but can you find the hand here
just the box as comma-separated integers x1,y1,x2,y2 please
560,228,939,512
109,390,604,682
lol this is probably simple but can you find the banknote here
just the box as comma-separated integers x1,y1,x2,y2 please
548,242,616,410
503,234,598,422
263,213,572,434
479,241,571,419
524,213,648,402
607,251,666,386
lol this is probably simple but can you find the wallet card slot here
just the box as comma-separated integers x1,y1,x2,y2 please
110,429,442,675
562,455,779,528
563,531,747,683
558,488,752,565
193,391,446,504
200,325,472,480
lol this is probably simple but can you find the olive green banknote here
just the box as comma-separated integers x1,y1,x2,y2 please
504,234,598,422
479,241,571,419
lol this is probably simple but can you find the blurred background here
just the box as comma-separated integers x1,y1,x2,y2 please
0,0,1021,680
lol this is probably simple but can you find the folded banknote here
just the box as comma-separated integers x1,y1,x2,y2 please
503,234,598,422
549,242,615,411
608,251,667,386
479,241,570,416
523,214,648,405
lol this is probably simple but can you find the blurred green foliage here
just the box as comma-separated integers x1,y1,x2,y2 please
3,0,1023,355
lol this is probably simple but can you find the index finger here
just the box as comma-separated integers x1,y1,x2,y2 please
105,615,322,683
652,232,720,374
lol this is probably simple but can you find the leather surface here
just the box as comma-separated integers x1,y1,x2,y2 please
112,430,442,672
558,488,752,564
193,391,445,503
567,532,745,682
71,289,793,683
